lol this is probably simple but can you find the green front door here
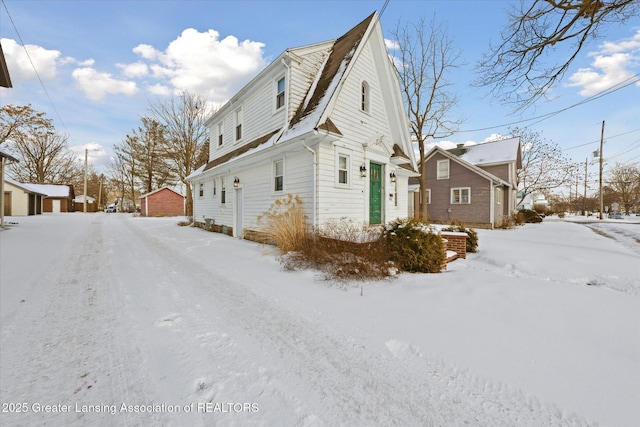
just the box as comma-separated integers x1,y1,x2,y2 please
369,162,382,224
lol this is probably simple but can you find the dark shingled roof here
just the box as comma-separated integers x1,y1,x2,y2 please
316,118,342,136
289,12,375,129
203,129,281,172
391,144,411,162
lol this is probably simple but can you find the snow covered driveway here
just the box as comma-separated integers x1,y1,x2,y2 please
1,214,638,426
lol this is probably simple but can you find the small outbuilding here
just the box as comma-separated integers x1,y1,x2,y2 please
139,187,185,217
28,183,75,212
2,176,46,216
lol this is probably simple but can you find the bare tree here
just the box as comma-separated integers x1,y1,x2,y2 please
0,104,52,145
7,130,80,183
390,16,461,220
607,162,639,214
147,92,210,216
509,126,577,205
477,0,638,110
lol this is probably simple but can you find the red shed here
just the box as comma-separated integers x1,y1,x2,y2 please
139,187,185,217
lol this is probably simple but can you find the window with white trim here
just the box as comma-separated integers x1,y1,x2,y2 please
276,77,285,110
274,160,284,192
199,183,204,197
213,178,217,196
338,154,349,185
422,189,431,204
451,187,470,204
218,122,223,146
221,177,226,204
361,81,370,112
235,108,242,141
437,159,449,179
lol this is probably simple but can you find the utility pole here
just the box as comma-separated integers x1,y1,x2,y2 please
83,148,88,213
583,158,587,216
599,121,604,220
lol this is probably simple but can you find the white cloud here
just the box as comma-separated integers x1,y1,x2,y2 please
71,67,139,100
130,28,266,103
385,39,399,50
69,142,109,165
117,61,148,78
568,29,640,96
147,83,171,96
1,37,60,80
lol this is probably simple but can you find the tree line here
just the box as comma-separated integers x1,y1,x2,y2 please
0,92,210,215
2,1,638,217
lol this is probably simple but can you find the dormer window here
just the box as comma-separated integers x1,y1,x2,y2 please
361,81,370,113
276,77,285,109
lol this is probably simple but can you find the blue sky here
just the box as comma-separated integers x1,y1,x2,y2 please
1,0,639,192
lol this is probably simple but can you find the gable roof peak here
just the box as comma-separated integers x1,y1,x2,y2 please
284,12,378,138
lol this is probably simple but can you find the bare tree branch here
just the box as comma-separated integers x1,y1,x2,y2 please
476,0,638,110
391,16,462,220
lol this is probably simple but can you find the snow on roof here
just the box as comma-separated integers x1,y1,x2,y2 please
282,12,375,142
457,137,521,166
27,183,71,198
73,195,95,203
3,176,48,195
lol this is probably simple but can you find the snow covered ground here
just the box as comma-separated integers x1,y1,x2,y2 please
1,213,638,426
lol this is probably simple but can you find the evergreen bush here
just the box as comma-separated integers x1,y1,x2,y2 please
381,218,445,273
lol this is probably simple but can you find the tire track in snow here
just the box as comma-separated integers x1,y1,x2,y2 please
115,217,595,427
1,215,158,427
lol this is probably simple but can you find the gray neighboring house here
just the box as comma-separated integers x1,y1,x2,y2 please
411,137,522,228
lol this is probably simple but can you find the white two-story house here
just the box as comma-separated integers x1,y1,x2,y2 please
187,12,418,238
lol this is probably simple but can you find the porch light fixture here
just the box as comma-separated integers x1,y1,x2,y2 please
390,171,396,182
233,177,240,187
359,164,367,177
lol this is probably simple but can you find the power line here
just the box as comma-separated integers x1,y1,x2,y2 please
1,0,68,132
456,73,640,134
380,0,390,17
565,128,640,150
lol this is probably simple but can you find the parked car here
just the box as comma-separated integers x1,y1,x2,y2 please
106,204,117,213
608,212,623,219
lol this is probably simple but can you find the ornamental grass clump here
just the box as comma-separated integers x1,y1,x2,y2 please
256,194,308,254
382,218,445,273
280,218,393,282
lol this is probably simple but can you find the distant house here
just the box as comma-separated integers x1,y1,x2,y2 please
411,137,522,228
28,183,75,213
73,195,97,212
139,187,185,217
187,12,418,237
2,176,46,216
517,192,548,212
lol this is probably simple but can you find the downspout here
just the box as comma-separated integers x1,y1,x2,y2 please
303,143,317,228
489,181,495,229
